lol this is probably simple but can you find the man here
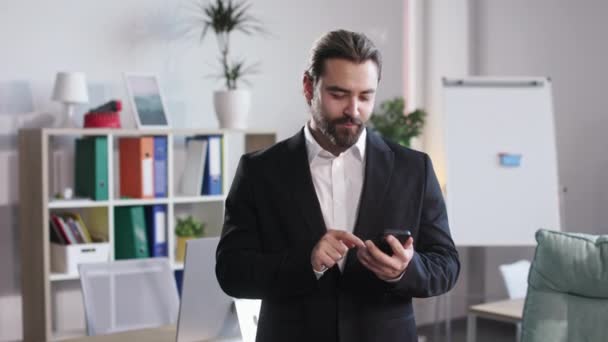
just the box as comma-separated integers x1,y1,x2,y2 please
216,30,460,342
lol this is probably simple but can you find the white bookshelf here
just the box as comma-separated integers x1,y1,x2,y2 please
112,198,172,206
48,199,111,209
172,195,226,204
19,127,276,341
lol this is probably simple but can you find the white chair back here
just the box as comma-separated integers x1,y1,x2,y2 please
499,259,531,299
78,258,179,336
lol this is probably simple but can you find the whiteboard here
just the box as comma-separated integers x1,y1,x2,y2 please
443,77,561,246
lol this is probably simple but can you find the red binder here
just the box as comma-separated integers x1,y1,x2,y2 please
119,137,155,199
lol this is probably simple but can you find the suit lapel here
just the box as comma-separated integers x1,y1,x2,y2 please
284,129,327,240
352,130,394,240
282,128,394,248
341,130,394,275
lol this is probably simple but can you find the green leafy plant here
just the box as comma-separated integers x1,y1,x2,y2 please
175,216,206,238
189,0,265,90
369,97,426,148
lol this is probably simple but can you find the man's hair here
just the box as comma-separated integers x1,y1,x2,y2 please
305,29,382,84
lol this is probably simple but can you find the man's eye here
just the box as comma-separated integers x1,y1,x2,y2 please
331,93,346,99
360,96,370,102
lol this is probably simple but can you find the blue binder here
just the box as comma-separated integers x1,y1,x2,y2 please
201,135,223,195
145,205,168,257
153,136,168,198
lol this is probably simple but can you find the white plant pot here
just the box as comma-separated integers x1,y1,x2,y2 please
213,89,251,129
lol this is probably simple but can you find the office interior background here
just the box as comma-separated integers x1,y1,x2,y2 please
1,0,607,341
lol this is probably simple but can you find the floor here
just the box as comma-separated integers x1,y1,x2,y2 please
417,317,517,342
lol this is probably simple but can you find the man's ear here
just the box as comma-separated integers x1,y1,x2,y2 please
303,72,314,106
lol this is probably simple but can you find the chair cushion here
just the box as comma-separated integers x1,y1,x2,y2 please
522,229,608,342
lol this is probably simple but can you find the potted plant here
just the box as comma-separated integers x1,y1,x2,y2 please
369,97,426,148
189,0,265,129
174,215,205,262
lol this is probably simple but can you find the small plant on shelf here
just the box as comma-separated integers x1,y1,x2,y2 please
175,215,206,262
175,215,205,238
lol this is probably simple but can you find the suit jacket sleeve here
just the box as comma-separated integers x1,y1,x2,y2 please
215,155,319,300
388,154,460,297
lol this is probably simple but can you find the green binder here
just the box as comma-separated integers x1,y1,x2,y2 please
75,136,108,200
114,206,150,259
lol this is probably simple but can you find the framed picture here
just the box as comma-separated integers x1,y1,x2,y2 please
123,73,171,129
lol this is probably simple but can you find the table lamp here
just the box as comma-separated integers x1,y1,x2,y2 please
52,72,89,127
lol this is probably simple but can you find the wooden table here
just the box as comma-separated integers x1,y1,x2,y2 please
64,325,242,342
466,298,525,342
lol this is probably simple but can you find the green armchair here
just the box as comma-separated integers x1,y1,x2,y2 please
521,229,608,341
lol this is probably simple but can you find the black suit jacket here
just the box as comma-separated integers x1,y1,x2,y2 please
216,128,460,342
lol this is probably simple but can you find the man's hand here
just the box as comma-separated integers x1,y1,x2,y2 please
357,235,414,281
311,229,365,272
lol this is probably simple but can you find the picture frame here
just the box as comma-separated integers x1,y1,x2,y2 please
123,73,171,129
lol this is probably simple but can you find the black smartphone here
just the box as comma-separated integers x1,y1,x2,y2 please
374,229,412,256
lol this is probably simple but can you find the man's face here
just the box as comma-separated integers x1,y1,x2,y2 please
305,58,378,149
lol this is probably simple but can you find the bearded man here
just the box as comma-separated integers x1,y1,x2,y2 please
215,29,460,342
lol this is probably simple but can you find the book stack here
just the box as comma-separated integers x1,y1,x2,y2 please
49,211,111,275
50,212,95,245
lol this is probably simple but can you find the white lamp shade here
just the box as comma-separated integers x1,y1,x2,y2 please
52,72,89,104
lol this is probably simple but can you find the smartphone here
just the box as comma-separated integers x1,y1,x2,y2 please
374,229,412,256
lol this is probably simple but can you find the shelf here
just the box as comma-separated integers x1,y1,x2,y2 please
50,262,186,282
172,195,225,204
50,272,80,282
19,128,276,341
48,199,110,209
113,198,170,206
48,197,220,209
37,127,272,137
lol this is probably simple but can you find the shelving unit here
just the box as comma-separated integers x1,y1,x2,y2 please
19,127,275,341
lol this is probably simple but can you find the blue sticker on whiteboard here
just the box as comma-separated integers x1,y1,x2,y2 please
498,153,522,167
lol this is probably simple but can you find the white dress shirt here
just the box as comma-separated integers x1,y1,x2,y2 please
304,123,366,274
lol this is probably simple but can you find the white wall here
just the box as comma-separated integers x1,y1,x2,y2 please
465,0,608,303
471,0,608,236
417,0,471,186
405,0,473,325
0,0,404,139
0,0,405,340
413,0,608,320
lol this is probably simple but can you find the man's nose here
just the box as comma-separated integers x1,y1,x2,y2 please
344,97,359,117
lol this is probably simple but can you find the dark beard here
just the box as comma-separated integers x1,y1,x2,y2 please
315,115,364,148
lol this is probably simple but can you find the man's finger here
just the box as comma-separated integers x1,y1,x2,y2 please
343,240,357,249
358,248,395,275
312,253,329,272
358,255,384,274
357,249,383,272
322,243,343,261
318,252,336,270
365,240,401,270
387,235,407,258
403,236,414,249
358,248,385,270
331,230,365,248
325,235,350,255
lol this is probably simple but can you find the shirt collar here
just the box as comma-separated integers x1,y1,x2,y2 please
304,121,367,163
